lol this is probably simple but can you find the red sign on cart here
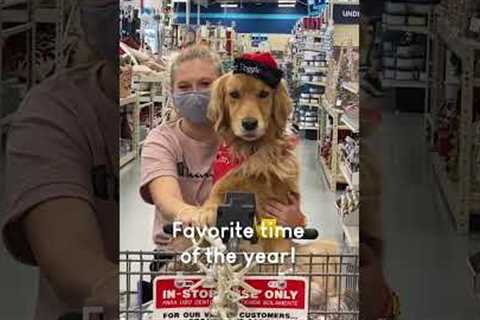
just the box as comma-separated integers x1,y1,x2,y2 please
153,275,309,320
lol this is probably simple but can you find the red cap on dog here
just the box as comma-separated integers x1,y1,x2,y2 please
233,52,284,88
240,52,279,70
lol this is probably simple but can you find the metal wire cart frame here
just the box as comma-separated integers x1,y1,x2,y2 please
120,250,359,320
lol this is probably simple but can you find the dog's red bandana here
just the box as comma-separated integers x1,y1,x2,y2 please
212,135,300,184
212,144,242,184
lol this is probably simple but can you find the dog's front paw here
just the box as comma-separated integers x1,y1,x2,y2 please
194,206,217,227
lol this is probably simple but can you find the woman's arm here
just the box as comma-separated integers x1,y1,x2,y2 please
148,176,197,225
23,198,117,317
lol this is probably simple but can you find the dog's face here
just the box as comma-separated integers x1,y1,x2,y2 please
208,73,292,141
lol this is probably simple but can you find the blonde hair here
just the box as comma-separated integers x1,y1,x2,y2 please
169,45,224,89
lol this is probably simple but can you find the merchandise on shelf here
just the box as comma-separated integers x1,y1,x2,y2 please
120,65,133,99
336,187,359,225
383,1,432,27
317,42,360,191
381,32,428,82
340,136,359,175
287,12,333,134
428,0,480,233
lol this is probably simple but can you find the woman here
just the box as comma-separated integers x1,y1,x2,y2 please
140,45,305,249
2,1,119,319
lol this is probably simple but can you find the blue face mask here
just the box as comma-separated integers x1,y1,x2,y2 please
80,3,119,63
173,90,211,125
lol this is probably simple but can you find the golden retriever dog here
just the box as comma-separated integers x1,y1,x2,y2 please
199,72,297,253
178,70,346,310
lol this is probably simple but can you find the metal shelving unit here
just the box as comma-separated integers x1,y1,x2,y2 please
318,97,359,192
381,4,434,117
429,3,480,234
289,14,333,135
120,94,140,168
0,0,34,116
132,73,166,146
317,44,359,192
1,0,78,117
33,0,79,74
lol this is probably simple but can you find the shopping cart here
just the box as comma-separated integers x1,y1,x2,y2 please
119,251,359,320
120,192,359,320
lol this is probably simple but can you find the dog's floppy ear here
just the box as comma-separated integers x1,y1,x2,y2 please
208,73,230,134
272,80,293,136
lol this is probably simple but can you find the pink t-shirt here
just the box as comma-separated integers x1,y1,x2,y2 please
1,62,118,320
140,119,218,249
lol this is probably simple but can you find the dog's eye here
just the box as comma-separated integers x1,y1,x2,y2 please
230,91,240,99
258,90,270,98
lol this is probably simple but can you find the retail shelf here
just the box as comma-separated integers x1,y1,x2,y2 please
444,78,480,87
341,113,359,133
320,100,341,118
0,0,27,8
120,151,136,168
132,74,163,83
1,9,28,22
301,66,328,73
139,102,154,110
341,81,359,94
33,8,59,23
302,47,329,53
300,81,327,87
298,103,320,108
1,22,32,38
120,94,138,107
436,6,480,57
382,23,430,35
431,153,480,219
153,96,164,103
298,126,318,130
380,77,428,88
293,122,318,130
340,162,356,188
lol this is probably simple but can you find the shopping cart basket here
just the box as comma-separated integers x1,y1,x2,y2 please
121,192,359,319
119,250,359,320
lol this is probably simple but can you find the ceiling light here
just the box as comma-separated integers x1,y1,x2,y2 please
221,3,238,8
278,4,296,7
278,0,296,3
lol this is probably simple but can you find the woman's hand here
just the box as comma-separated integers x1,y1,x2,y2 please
264,193,305,227
175,206,199,226
175,205,217,227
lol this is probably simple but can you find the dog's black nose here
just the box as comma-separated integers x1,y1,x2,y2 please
242,118,258,131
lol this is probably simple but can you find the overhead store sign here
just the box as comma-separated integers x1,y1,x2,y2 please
333,4,360,24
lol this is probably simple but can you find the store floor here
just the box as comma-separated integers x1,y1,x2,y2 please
120,139,343,251
378,111,480,319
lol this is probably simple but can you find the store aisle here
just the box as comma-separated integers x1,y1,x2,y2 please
120,139,343,251
120,159,154,251
380,112,480,319
297,139,343,242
